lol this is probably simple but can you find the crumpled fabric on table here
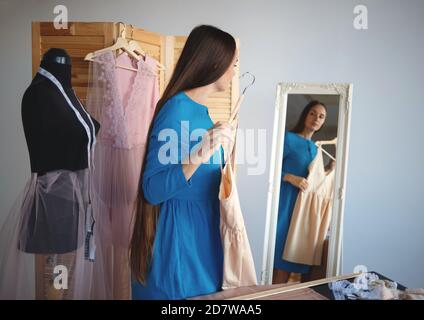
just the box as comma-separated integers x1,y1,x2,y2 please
400,288,424,300
329,273,399,300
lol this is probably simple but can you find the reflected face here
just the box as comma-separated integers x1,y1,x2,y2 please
215,49,239,92
305,104,326,132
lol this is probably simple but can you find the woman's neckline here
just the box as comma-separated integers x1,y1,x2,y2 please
294,132,312,141
181,91,208,110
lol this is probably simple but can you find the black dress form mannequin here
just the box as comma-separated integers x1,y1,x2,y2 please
21,48,100,254
22,48,100,174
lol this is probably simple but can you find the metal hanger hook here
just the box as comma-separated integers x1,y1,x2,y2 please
129,24,134,38
240,72,255,95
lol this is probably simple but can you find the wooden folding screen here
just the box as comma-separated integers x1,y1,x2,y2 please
32,22,240,122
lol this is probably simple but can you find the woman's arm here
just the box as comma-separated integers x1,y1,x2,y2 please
142,102,193,205
142,103,233,205
280,132,307,192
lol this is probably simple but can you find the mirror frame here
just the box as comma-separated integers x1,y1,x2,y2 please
261,82,353,284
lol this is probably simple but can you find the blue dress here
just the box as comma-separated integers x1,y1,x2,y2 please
274,131,317,274
132,92,224,300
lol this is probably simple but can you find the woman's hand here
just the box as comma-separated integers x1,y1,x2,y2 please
325,159,336,173
182,122,234,180
193,121,234,163
284,174,309,192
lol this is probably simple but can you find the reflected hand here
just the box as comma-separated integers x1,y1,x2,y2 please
285,174,309,192
325,160,336,173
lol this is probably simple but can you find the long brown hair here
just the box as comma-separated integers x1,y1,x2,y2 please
291,100,327,134
130,25,236,284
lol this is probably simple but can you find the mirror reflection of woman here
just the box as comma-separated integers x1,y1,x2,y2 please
273,100,334,284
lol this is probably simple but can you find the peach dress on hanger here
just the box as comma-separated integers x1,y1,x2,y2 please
283,144,335,266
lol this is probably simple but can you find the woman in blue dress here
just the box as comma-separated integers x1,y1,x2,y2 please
130,25,238,299
273,100,335,284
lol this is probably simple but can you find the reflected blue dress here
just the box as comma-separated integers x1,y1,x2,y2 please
132,92,224,300
274,131,317,274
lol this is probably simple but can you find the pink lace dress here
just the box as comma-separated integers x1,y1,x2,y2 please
86,51,159,299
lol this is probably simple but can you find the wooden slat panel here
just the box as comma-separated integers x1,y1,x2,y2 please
208,110,232,114
231,39,241,110
210,113,229,117
41,46,102,61
208,104,232,110
207,104,232,109
72,73,89,83
41,35,104,45
208,115,232,119
74,87,88,97
159,35,166,94
41,41,104,52
70,57,90,69
40,43,101,57
207,97,232,103
206,111,231,116
72,80,89,88
40,22,107,36
207,103,232,108
71,66,89,75
40,21,74,36
174,48,183,63
130,27,162,46
174,36,186,48
164,36,175,85
104,22,115,48
207,105,232,110
32,22,41,77
75,22,108,36
211,116,230,123
209,90,232,98
41,47,96,58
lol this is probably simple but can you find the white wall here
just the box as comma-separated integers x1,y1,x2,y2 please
1,0,423,288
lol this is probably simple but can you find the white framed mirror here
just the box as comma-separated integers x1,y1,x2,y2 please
261,82,353,285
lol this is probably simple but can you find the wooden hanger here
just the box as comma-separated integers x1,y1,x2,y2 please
84,23,139,72
319,147,336,161
316,138,337,161
128,39,166,71
317,137,337,145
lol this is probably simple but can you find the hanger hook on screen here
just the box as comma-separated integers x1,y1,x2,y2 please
240,72,255,95
117,21,126,38
129,24,135,39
